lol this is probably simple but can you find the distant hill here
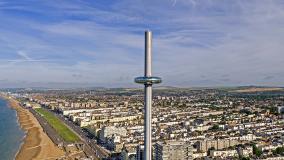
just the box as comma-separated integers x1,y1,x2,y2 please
229,86,284,93
154,86,180,89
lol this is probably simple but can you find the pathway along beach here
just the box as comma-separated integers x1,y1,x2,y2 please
6,97,65,160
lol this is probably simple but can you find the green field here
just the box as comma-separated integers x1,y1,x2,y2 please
35,108,80,143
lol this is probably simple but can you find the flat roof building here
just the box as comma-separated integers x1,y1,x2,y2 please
154,141,193,160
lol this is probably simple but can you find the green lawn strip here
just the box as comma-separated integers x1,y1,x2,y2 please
35,108,80,142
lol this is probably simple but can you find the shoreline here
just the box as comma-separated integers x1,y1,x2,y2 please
13,108,25,160
2,95,65,160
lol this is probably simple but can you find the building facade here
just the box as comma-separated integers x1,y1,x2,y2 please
154,141,193,160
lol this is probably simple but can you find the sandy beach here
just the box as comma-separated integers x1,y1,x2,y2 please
5,97,65,160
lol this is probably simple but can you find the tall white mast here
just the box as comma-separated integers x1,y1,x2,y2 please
135,31,162,160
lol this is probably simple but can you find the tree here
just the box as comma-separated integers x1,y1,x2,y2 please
252,144,262,157
211,124,220,131
273,146,284,155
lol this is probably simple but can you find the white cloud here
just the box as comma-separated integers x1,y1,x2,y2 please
17,51,32,61
0,0,284,87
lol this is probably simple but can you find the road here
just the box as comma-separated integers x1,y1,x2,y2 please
41,107,111,159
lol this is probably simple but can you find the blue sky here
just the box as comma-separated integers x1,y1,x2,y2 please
0,0,284,88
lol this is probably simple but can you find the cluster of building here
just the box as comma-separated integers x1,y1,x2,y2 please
11,88,284,159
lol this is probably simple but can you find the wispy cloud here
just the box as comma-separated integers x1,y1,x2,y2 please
17,51,32,61
0,0,284,88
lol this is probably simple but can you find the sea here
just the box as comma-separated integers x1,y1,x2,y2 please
0,98,25,160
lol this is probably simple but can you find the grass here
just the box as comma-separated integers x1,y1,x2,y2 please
35,108,80,143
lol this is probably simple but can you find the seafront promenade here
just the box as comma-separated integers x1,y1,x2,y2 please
1,93,104,159
34,106,109,159
2,95,65,160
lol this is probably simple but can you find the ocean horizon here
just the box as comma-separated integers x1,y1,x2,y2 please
0,98,25,160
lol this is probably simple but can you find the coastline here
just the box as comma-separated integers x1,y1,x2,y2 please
13,112,26,160
2,96,65,160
